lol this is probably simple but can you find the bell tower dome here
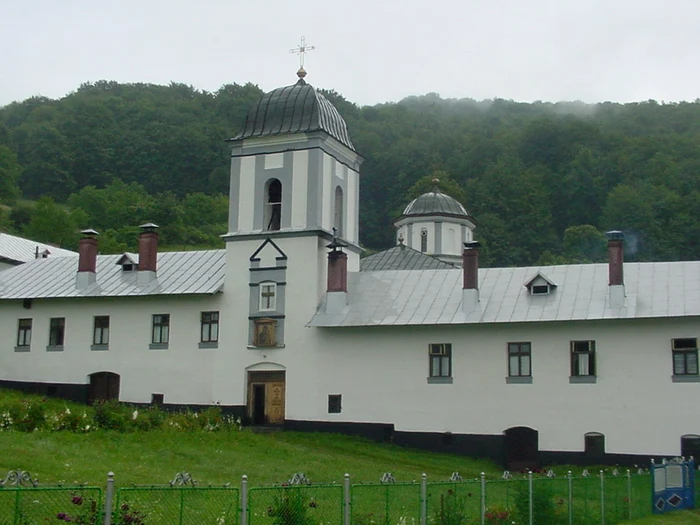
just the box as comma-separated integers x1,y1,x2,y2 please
395,179,476,266
225,70,362,249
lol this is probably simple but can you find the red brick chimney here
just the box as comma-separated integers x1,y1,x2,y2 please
137,223,159,285
138,223,159,273
76,229,99,289
606,230,625,307
462,241,480,312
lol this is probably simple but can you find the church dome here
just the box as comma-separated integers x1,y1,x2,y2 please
231,76,355,150
402,187,469,218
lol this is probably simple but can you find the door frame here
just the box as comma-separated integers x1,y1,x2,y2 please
247,371,286,426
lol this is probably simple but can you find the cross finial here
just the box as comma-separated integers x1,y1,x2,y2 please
290,36,315,71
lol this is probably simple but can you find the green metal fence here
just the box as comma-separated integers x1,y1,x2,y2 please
0,486,102,525
247,484,343,525
115,486,239,525
352,482,422,525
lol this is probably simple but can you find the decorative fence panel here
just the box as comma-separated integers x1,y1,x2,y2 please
247,484,343,525
352,482,422,525
115,486,239,525
0,486,102,525
426,480,481,525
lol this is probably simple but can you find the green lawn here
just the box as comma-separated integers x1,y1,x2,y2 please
620,511,700,525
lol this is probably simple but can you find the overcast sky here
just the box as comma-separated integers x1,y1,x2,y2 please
2,0,699,108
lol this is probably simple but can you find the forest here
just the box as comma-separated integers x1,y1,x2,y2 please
1,79,700,267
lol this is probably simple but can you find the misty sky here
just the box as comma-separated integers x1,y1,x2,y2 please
2,0,699,107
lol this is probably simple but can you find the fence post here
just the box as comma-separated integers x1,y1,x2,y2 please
241,475,248,525
420,473,427,525
528,471,533,525
103,472,114,525
600,470,605,525
480,472,486,525
626,469,632,520
568,471,573,525
344,473,351,525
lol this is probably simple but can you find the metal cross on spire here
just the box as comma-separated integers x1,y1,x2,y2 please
290,36,315,68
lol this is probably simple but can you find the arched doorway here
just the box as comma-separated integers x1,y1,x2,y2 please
88,372,120,404
681,434,700,459
585,432,606,463
504,426,539,471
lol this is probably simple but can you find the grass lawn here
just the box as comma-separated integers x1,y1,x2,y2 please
0,429,501,487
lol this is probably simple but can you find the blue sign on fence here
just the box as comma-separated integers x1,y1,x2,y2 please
651,457,695,514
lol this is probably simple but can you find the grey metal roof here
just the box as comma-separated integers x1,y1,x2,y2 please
0,250,225,299
309,261,700,327
361,245,455,271
230,78,355,150
401,190,469,218
0,233,77,264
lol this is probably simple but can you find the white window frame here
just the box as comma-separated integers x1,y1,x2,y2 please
259,283,277,312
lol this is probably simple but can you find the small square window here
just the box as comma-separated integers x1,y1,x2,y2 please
49,318,65,347
151,393,164,406
429,344,452,378
152,314,170,344
571,340,596,377
531,285,549,295
201,311,219,343
16,319,32,348
259,283,277,311
673,338,698,376
328,394,342,414
93,316,110,346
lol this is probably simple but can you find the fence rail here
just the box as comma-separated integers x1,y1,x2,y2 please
0,469,690,525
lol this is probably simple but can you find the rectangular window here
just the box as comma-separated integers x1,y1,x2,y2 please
508,342,531,377
93,316,110,345
571,340,596,376
16,319,32,348
429,343,452,378
49,318,65,347
328,394,342,414
259,283,277,311
673,338,698,376
152,314,170,344
201,311,219,343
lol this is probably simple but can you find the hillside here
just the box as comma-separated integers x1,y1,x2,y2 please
2,82,700,265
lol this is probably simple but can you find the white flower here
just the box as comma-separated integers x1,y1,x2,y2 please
65,408,71,415
132,410,138,420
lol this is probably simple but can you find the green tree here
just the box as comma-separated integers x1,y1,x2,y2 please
0,145,21,204
23,197,80,249
562,225,606,263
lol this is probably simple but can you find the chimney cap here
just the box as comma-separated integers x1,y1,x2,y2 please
605,230,624,241
80,229,100,237
463,241,481,250
139,223,160,232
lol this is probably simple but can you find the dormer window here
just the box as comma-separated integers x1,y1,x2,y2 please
116,254,138,272
531,285,550,295
525,272,557,296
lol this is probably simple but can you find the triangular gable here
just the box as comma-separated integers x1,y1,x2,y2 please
524,271,557,289
116,253,138,266
249,238,288,269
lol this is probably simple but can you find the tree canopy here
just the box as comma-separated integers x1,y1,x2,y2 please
2,81,700,265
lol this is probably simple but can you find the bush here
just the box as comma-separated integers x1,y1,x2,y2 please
432,489,469,525
269,488,316,525
93,400,130,431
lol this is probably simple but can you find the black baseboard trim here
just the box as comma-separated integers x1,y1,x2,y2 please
0,379,89,403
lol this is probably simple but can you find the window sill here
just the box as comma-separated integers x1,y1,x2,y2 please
46,345,64,352
247,344,285,349
149,343,169,350
570,375,596,384
199,342,219,349
506,376,532,384
672,375,700,383
14,346,30,353
91,344,109,351
427,376,453,384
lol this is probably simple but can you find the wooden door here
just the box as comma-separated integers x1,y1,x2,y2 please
247,371,285,425
88,372,120,404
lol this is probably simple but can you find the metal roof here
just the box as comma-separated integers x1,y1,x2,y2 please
309,261,700,327
360,245,455,271
401,190,469,218
0,250,225,299
230,78,355,150
0,233,77,264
